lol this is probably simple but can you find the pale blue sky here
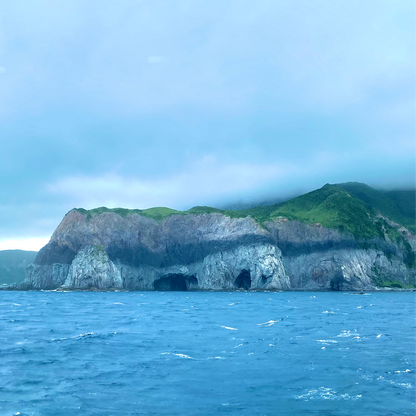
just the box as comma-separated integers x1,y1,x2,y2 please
0,0,415,250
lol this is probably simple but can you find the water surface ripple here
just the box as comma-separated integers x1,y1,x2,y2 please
0,291,414,415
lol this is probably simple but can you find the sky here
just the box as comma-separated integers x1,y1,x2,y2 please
0,0,415,251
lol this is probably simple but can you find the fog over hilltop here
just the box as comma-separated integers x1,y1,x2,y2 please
0,0,414,250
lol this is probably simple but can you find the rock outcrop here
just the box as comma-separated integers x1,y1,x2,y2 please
22,209,416,291
63,245,122,289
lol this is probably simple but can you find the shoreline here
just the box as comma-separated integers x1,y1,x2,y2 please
1,287,415,293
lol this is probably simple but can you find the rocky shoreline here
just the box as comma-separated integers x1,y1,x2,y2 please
2,286,415,293
16,207,416,292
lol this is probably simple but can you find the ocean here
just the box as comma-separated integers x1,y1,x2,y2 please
0,291,414,415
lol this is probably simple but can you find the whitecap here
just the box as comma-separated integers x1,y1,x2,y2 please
78,332,94,337
372,374,413,389
173,353,193,359
258,319,281,327
316,340,338,344
220,326,238,331
337,330,358,338
295,387,362,401
162,352,194,359
64,332,94,339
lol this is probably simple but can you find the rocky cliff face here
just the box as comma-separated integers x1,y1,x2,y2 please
23,210,416,291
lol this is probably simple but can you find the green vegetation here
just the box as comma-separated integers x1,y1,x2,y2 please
0,250,37,285
140,207,183,221
378,280,415,289
74,182,415,243
237,184,383,239
75,207,143,220
75,206,183,221
74,205,244,222
337,182,415,233
187,206,224,215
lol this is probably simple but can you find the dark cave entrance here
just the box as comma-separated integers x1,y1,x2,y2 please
234,269,251,290
330,271,345,291
153,274,198,291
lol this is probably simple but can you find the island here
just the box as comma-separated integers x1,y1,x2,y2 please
17,182,416,292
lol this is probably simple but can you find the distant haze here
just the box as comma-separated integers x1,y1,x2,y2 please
0,0,414,250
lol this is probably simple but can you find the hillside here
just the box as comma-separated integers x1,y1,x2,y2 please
74,183,415,241
337,182,415,233
21,182,416,292
0,250,38,285
239,184,378,238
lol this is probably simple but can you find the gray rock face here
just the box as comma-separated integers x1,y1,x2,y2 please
24,263,70,290
63,245,122,289
267,219,416,290
119,243,289,291
22,210,416,291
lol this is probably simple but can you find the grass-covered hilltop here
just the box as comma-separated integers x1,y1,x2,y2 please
16,182,416,292
75,182,415,240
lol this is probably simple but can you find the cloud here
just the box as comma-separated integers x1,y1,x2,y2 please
0,237,49,251
147,56,165,64
0,0,414,250
46,156,297,209
1,1,413,118
45,149,415,212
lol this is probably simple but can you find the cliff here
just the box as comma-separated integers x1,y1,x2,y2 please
21,183,416,291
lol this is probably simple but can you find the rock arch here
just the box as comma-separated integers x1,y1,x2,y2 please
153,274,198,291
234,269,251,290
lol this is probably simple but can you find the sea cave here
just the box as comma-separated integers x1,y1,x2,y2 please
234,269,251,290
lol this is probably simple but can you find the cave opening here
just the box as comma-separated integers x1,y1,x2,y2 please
234,269,251,290
330,271,345,291
153,274,198,291
261,274,269,285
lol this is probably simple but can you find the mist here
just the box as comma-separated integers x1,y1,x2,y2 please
0,0,414,249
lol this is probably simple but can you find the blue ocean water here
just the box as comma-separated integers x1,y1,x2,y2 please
0,291,414,416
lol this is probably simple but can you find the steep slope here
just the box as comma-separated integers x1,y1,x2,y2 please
26,211,288,291
21,183,416,291
69,185,396,254
239,184,382,238
0,250,38,285
336,182,415,233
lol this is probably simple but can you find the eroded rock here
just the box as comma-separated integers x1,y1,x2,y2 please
21,210,416,291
